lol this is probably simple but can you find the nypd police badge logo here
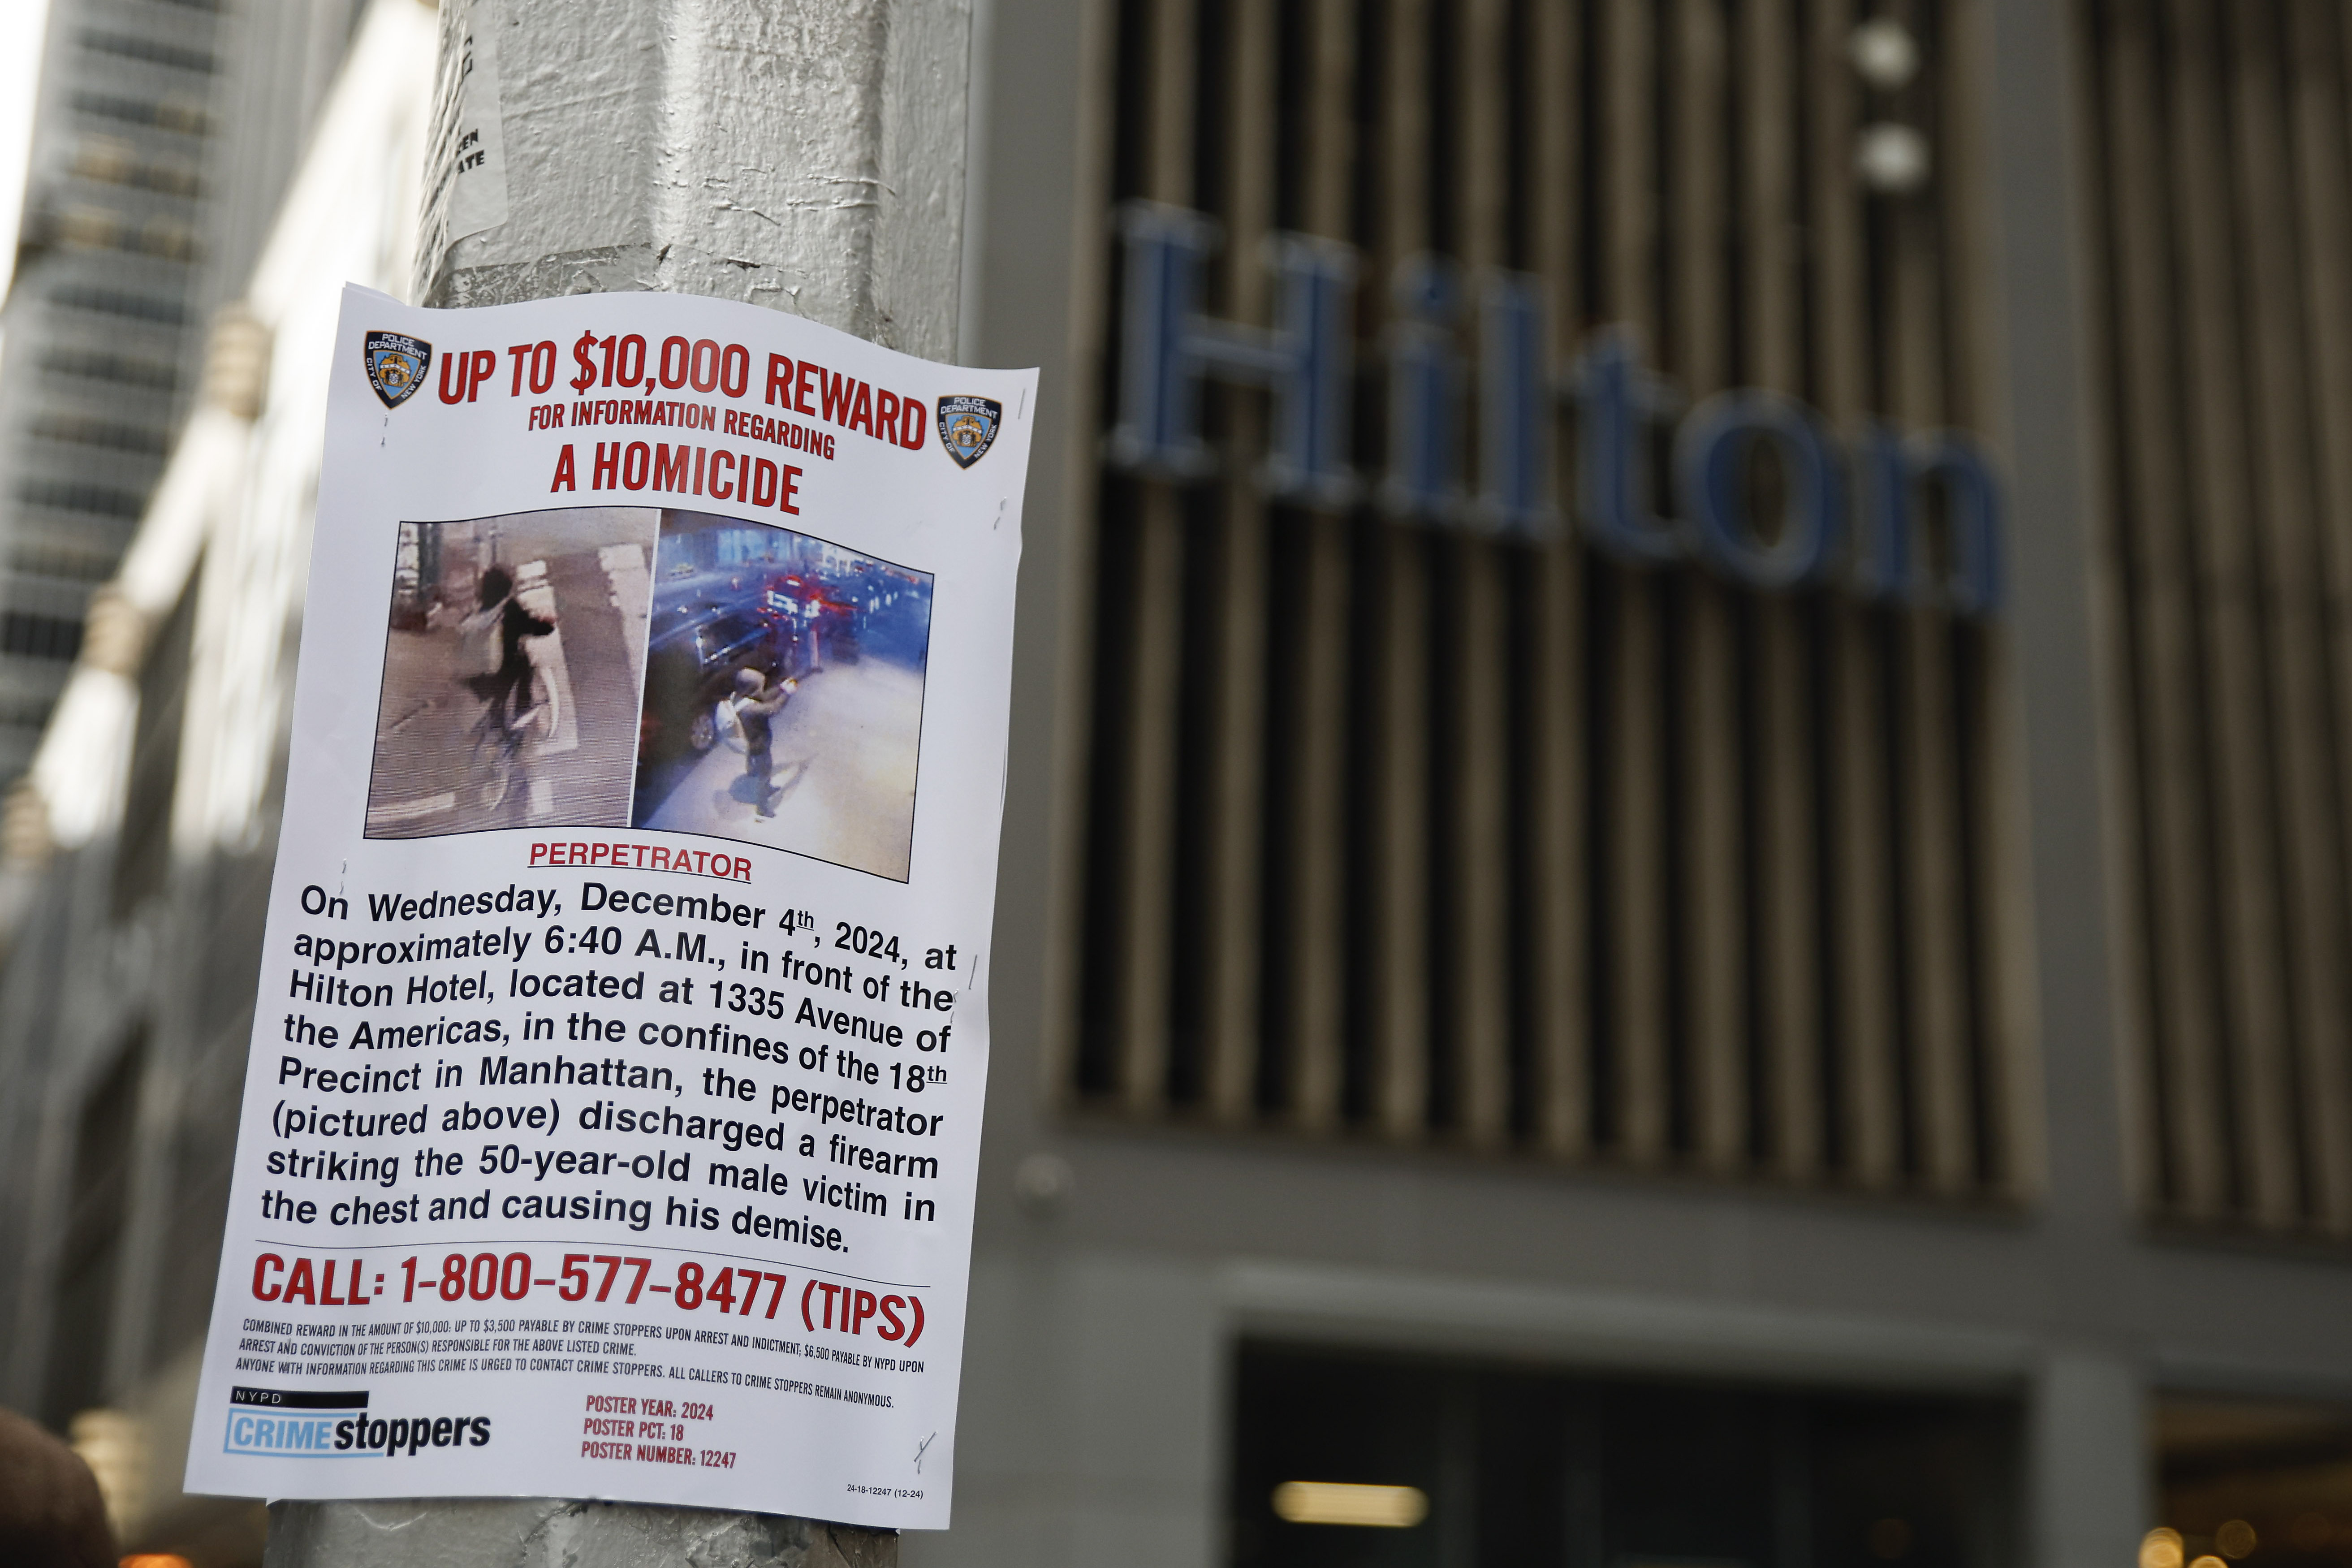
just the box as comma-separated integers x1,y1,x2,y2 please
364,330,431,410
936,395,1002,469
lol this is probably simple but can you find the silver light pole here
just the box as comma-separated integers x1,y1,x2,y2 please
267,0,968,1559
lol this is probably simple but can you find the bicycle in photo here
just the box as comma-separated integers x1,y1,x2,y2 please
465,657,559,821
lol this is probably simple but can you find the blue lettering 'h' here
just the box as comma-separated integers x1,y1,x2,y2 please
1108,200,1357,509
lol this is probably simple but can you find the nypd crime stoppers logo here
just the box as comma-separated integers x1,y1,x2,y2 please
936,395,1002,469
225,1384,494,1458
225,1385,368,1458
364,330,431,410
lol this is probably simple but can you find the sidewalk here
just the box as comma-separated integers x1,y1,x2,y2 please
637,659,924,880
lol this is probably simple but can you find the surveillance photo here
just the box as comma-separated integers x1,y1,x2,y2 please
631,510,933,881
363,507,658,837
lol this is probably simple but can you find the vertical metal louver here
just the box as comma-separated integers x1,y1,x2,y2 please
1059,0,2031,1199
2083,0,2352,1236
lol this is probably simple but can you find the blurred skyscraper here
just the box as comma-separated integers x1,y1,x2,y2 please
0,0,369,782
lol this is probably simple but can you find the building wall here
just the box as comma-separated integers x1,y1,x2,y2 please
920,0,2352,1564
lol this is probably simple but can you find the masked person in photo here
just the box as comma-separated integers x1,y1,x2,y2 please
462,566,555,729
728,667,794,818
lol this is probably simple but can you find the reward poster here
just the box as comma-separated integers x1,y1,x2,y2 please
184,287,1034,1528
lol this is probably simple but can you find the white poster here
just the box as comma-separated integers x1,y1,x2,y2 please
183,285,1033,1529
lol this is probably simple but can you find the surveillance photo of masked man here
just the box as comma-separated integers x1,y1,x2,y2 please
722,665,798,818
633,510,933,881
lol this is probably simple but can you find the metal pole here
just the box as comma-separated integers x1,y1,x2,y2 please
267,0,968,1558
419,0,969,360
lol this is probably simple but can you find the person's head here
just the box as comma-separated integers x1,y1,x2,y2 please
478,566,513,609
0,1408,115,1568
734,668,766,696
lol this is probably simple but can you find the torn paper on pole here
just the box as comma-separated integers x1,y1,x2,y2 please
414,0,508,294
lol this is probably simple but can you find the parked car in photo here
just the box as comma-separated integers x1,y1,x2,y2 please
636,607,778,767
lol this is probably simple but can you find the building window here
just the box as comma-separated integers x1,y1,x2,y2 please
0,609,84,662
2155,1395,2352,1568
1232,1343,2019,1568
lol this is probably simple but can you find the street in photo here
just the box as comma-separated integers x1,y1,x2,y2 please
631,509,934,881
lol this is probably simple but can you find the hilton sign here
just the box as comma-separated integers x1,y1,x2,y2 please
1108,200,2001,618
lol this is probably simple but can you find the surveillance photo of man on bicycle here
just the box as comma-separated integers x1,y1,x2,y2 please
364,507,657,838
361,505,936,883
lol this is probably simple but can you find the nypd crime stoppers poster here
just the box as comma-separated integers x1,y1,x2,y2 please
184,285,1034,1528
